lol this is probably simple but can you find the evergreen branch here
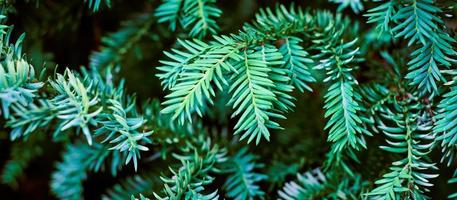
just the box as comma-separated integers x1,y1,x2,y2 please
4,1,457,200
155,0,184,31
155,0,221,38
95,99,153,171
161,37,241,124
0,57,43,119
51,142,92,200
49,69,103,145
279,37,315,93
84,142,125,175
278,168,326,199
182,0,221,38
368,0,456,95
278,168,366,199
4,65,154,170
0,19,155,168
365,0,396,34
153,138,227,199
228,48,281,144
329,0,364,14
7,99,54,140
223,147,267,199
159,5,361,145
366,98,437,199
262,44,295,112
324,80,364,151
434,83,457,166
90,13,155,70
51,142,131,199
317,38,367,152
157,39,212,89
142,99,196,145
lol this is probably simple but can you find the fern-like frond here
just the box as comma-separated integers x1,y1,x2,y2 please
261,44,295,112
365,0,396,34
155,0,221,38
278,168,326,200
95,99,153,170
403,33,455,94
49,69,102,145
159,5,361,145
435,83,457,166
51,143,92,200
324,81,364,151
317,39,367,152
228,48,282,144
279,37,315,93
278,168,365,199
153,138,226,200
366,98,437,199
0,58,43,118
358,83,392,134
155,0,184,31
161,37,240,123
157,39,211,89
4,63,153,170
371,0,456,94
51,142,130,199
7,99,55,140
223,147,267,200
181,0,221,38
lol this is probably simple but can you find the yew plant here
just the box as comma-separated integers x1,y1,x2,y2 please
1,0,457,199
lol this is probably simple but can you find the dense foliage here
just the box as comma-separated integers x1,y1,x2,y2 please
2,0,457,199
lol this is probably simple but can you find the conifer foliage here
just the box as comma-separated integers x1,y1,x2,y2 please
2,0,457,199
